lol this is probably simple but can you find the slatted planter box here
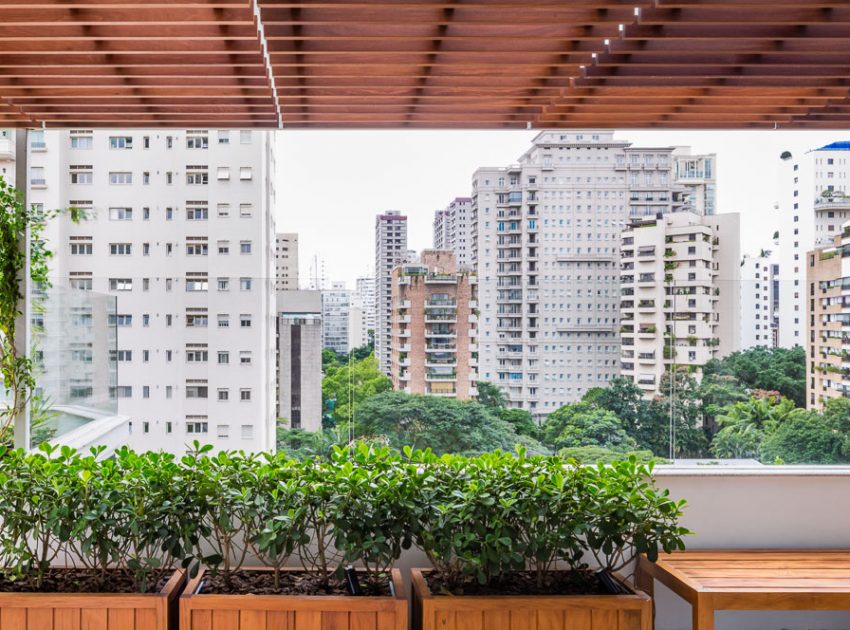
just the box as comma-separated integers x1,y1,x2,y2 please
411,569,651,630
0,569,185,630
179,568,407,630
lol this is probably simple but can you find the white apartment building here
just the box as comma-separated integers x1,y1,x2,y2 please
321,281,350,354
348,275,376,350
619,212,741,396
375,211,408,374
740,250,778,349
777,142,850,348
473,130,719,421
0,128,17,186
433,197,475,270
673,149,716,216
274,232,299,291
28,129,277,453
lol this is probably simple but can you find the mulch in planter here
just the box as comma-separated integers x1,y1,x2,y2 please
199,570,392,597
0,568,170,594
425,569,609,597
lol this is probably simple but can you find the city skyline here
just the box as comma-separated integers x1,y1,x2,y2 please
278,129,850,288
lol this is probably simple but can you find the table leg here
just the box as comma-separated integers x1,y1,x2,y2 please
692,595,714,630
635,561,655,628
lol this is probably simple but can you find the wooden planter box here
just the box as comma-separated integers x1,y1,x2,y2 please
412,568,651,630
0,569,185,629
179,568,407,630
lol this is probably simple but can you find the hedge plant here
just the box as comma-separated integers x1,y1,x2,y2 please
0,443,688,595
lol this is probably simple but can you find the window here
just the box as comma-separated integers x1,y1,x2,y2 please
240,241,252,254
240,351,252,365
143,243,150,256
166,421,172,434
218,277,230,291
166,243,173,255
143,136,150,149
218,314,230,328
218,130,230,145
217,203,230,218
239,203,253,218
142,386,150,399
240,278,252,291
112,386,132,398
218,389,229,402
186,132,209,149
186,203,208,220
166,278,173,291
241,425,254,440
109,243,132,255
143,421,149,433
186,385,208,399
218,241,230,255
186,166,208,185
30,130,46,149
217,167,230,180
109,136,133,149
109,207,132,221
110,314,132,327
142,314,150,327
142,172,150,185
70,166,93,184
217,424,230,438
186,348,208,362
166,314,172,326
185,277,208,291
70,134,93,149
239,167,253,180
186,421,208,434
70,241,92,255
109,172,132,185
240,389,251,401
142,350,150,362
109,278,133,291
166,386,173,399
166,136,173,149
186,313,208,327
240,314,252,328
143,207,150,220
69,277,92,291
186,242,208,256
165,207,173,220
218,351,230,364
166,172,173,184
240,130,252,144
30,166,46,186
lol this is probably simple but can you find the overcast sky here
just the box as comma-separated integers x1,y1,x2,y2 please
276,129,847,289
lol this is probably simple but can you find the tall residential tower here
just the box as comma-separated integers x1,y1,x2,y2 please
374,211,408,374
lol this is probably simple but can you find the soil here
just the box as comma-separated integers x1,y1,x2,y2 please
199,570,392,597
425,569,611,597
0,568,170,594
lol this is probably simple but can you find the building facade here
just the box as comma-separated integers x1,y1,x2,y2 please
619,211,741,396
30,128,277,452
673,149,717,216
277,290,322,431
274,232,299,291
433,197,474,270
740,250,778,349
777,142,850,348
374,211,408,374
348,275,376,351
806,223,850,410
473,130,714,421
0,128,17,186
390,250,478,399
321,281,350,354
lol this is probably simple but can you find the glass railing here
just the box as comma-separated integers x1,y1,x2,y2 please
28,286,118,448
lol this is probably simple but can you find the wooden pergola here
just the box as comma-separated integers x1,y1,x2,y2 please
2,0,850,128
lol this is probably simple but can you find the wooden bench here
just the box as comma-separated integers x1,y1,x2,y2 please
635,550,850,630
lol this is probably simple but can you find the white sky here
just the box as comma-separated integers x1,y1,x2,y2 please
276,129,847,289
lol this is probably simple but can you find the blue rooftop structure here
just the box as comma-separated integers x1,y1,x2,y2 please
816,141,850,151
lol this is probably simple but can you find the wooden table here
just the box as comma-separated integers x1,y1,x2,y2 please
636,550,850,630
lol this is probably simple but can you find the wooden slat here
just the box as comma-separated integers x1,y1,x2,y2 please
0,609,27,630
55,609,81,630
27,608,53,630
81,608,108,630
212,609,239,630
107,609,135,630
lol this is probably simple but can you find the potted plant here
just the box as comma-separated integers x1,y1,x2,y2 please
410,451,688,630
179,444,408,630
0,445,192,629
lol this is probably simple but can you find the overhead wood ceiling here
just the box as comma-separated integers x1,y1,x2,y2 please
2,0,850,129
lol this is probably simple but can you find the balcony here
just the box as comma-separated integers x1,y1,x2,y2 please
0,136,14,160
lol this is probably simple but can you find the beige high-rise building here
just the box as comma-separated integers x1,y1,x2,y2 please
375,211,408,374
390,250,478,399
806,222,850,410
619,211,741,396
275,233,299,291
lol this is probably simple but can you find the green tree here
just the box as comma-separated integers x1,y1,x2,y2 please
710,396,807,459
352,390,546,455
585,377,651,445
707,346,806,407
321,348,341,371
541,402,636,452
347,343,374,362
497,408,538,439
760,414,845,464
476,381,506,410
322,353,391,427
557,445,659,464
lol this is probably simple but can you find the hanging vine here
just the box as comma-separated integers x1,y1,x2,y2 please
0,175,81,444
